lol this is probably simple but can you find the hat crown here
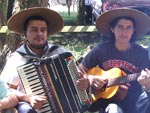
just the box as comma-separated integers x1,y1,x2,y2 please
96,8,150,38
8,7,64,36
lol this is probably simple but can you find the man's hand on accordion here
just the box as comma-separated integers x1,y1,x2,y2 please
28,95,47,109
16,91,47,110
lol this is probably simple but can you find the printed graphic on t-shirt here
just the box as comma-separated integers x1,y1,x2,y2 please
103,59,138,73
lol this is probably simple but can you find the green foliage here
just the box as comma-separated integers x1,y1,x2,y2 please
137,35,150,46
48,32,102,59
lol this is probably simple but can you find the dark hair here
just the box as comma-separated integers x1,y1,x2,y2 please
110,16,136,28
110,16,136,42
23,15,49,32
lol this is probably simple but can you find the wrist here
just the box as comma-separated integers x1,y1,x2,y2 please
16,91,29,103
88,75,93,86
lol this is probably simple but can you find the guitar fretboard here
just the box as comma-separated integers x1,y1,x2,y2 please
107,73,141,87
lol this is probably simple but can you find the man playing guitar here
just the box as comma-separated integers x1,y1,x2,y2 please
77,8,150,113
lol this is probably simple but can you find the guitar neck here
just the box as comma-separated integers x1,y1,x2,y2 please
107,73,140,87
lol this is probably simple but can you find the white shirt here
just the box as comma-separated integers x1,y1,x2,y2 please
0,43,67,93
1,52,28,93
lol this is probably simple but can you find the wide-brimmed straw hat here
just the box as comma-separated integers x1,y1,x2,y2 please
96,8,150,37
7,7,64,36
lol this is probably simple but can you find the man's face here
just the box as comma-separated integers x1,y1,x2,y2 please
25,20,48,48
111,19,135,44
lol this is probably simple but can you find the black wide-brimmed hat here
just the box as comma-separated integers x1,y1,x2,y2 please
96,8,150,37
7,7,64,36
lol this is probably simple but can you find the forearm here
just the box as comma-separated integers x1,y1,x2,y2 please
15,91,30,103
0,94,19,111
16,92,47,110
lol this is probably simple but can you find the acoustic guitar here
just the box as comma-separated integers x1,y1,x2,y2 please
87,67,140,112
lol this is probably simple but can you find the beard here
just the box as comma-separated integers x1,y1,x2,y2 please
31,44,45,49
27,40,46,49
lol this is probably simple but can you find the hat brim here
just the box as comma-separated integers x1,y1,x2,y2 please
8,7,64,36
96,8,150,37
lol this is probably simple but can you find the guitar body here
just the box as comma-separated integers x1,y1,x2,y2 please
87,67,123,101
87,67,125,112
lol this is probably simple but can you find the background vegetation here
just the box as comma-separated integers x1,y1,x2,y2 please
0,1,150,113
49,11,150,60
1,0,150,60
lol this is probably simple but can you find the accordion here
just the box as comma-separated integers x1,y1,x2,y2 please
17,52,90,113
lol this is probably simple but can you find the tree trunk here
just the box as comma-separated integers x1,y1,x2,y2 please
77,0,85,25
0,0,9,50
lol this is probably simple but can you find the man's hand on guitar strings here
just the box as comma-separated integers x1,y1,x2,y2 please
76,75,107,90
76,75,89,90
138,68,150,91
88,75,107,90
76,66,90,90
